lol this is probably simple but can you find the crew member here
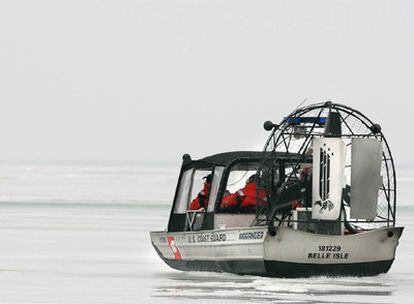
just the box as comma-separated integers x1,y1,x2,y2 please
292,165,312,209
188,174,212,211
221,174,266,211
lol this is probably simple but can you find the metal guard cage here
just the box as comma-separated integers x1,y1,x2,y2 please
255,101,396,230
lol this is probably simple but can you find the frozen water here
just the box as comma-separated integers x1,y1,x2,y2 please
0,162,413,303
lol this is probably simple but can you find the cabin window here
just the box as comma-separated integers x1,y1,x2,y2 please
190,170,211,202
173,168,213,213
174,168,194,213
219,162,264,213
225,165,257,193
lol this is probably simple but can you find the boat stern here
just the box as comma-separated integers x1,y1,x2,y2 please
262,226,404,277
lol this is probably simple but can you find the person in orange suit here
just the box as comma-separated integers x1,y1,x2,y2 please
188,174,212,211
221,174,266,211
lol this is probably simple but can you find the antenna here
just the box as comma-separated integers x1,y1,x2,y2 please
283,98,308,123
293,98,308,113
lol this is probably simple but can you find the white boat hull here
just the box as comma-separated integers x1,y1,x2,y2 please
150,226,403,277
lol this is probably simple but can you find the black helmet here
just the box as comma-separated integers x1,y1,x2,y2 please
247,174,260,183
203,174,213,183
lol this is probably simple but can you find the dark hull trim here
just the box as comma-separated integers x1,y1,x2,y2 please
156,252,394,278
263,260,394,278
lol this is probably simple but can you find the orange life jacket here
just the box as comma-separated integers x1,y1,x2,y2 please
221,182,266,209
189,183,210,210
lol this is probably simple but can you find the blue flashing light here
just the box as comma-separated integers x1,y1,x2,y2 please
284,117,327,125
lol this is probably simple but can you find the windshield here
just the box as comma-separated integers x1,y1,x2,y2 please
173,168,212,213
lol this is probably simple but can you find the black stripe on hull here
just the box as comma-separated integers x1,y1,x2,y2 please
263,259,394,278
152,244,265,275
160,256,394,278
162,258,266,276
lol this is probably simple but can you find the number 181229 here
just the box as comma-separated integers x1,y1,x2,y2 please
318,245,341,252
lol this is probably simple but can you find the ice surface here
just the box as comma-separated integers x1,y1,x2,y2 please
0,163,413,303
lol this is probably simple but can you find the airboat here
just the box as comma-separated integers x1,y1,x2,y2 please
150,102,403,277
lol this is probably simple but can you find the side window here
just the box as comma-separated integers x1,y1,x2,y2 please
187,169,212,211
225,167,257,193
219,162,265,213
174,169,193,213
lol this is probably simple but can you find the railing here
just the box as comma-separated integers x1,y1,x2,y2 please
185,210,205,231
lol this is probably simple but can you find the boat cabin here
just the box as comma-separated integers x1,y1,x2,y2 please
167,151,311,232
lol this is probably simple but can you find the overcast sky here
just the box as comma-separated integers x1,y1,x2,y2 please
0,0,413,165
